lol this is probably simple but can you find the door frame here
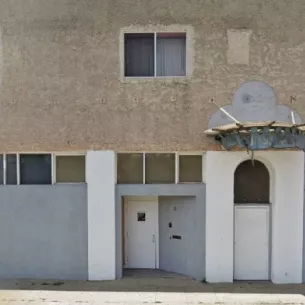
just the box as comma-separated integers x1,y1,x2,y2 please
123,196,159,269
233,204,272,281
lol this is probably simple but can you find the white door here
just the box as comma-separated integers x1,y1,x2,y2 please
125,199,158,269
234,205,270,280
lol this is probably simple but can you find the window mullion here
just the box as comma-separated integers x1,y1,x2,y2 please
3,154,6,185
51,154,56,185
154,33,157,77
143,153,146,184
17,153,20,185
175,153,179,184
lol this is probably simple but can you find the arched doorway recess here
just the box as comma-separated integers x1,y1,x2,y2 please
234,159,271,280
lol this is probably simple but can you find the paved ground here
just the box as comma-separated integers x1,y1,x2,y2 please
0,271,304,304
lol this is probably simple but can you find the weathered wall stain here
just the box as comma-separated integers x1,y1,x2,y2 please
0,0,305,151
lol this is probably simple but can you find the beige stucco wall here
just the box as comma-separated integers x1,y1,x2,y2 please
0,0,305,152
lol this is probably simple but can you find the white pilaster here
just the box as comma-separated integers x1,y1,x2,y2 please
270,151,303,283
205,151,234,282
86,151,116,280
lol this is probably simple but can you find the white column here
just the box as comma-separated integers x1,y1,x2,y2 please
205,151,235,282
270,151,304,283
86,151,116,280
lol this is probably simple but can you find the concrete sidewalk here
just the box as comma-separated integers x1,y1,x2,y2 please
0,277,304,304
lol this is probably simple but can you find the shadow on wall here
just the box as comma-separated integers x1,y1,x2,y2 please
208,81,302,128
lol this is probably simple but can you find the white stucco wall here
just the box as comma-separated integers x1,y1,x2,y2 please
86,151,116,280
205,151,234,282
205,151,304,283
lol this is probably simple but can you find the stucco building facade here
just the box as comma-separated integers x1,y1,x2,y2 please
0,0,304,283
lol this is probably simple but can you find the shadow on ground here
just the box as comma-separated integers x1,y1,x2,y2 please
0,269,304,295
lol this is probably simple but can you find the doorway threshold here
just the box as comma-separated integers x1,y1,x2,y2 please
123,268,193,279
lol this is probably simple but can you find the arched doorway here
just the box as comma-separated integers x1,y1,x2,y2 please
234,160,271,280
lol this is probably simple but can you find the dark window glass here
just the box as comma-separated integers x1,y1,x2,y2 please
6,154,17,185
137,212,146,222
20,154,52,185
234,160,270,204
179,155,202,183
0,155,3,185
117,153,143,184
124,33,154,77
145,153,175,184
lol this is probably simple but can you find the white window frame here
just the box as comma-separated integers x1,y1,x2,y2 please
124,32,187,79
116,152,204,184
3,154,6,185
16,153,20,185
52,152,87,185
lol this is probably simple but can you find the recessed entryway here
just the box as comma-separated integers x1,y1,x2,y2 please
233,160,271,280
124,196,159,269
117,186,206,281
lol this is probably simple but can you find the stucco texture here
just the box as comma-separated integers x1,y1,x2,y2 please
0,0,305,151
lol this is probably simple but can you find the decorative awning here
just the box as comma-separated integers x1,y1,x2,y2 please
205,121,305,151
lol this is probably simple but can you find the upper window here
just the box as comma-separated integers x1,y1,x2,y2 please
6,154,17,185
124,33,186,77
56,155,85,183
20,154,52,185
0,153,86,185
145,153,175,184
179,155,202,183
117,153,143,184
117,153,203,184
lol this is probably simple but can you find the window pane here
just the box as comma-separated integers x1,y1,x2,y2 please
125,33,154,77
179,155,202,183
157,33,186,76
6,154,17,185
234,160,270,204
0,155,3,185
56,156,85,183
145,153,175,184
20,154,51,185
117,153,143,184
137,212,146,222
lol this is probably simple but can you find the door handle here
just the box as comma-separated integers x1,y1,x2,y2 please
152,234,156,243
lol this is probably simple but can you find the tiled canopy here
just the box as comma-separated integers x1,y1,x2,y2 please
205,121,305,150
